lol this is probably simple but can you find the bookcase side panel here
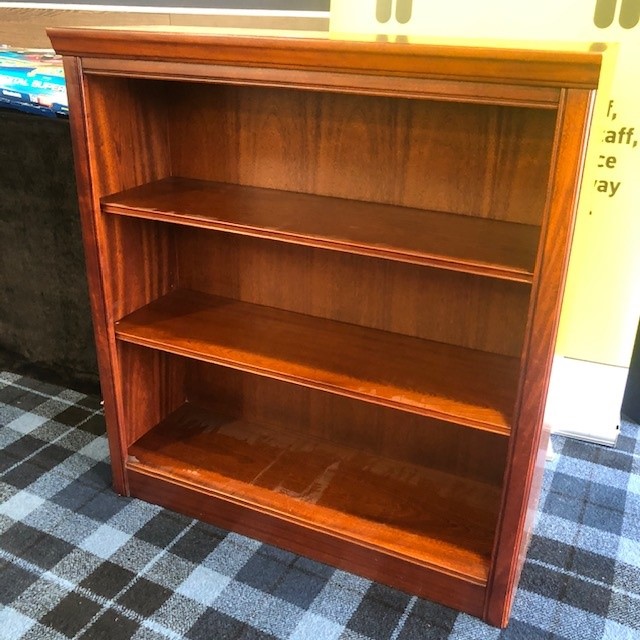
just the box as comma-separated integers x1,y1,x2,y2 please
118,343,186,447
83,74,172,197
485,88,597,627
78,72,177,486
62,58,128,492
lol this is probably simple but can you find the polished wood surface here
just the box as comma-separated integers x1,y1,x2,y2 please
50,27,601,627
484,88,598,627
117,342,185,446
82,76,558,223
83,76,171,199
48,27,602,89
185,360,510,486
127,466,488,616
116,289,520,434
129,402,502,582
61,56,129,493
168,84,556,224
82,56,562,108
102,177,539,282
176,229,530,358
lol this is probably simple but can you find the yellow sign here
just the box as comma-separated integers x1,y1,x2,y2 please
331,0,640,367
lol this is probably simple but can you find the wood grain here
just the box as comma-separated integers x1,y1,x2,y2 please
60,56,128,493
102,177,539,281
484,88,597,627
115,289,520,434
128,402,502,582
176,228,531,357
127,466,487,616
65,62,174,493
50,27,601,626
81,57,562,108
83,75,171,197
117,342,185,447
169,83,557,224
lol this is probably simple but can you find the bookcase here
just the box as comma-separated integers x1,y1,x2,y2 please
48,27,601,627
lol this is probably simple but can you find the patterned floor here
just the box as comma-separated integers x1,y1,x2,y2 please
0,370,638,639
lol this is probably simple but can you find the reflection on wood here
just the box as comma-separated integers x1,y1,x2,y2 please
116,289,520,433
102,177,539,281
129,402,501,581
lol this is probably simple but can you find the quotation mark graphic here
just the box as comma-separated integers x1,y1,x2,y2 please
376,0,413,24
375,0,638,30
594,0,640,28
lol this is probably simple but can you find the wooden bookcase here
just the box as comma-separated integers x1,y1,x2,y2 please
48,27,601,627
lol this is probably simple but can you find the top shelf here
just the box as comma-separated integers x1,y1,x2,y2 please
102,178,539,282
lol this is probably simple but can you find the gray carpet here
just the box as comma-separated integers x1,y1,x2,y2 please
1,370,638,639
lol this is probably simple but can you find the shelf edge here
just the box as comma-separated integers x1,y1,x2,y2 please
102,193,536,285
114,329,512,437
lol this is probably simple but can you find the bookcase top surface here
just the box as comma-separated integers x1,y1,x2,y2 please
48,26,602,89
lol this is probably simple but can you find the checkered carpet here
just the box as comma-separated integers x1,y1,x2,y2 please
1,370,638,639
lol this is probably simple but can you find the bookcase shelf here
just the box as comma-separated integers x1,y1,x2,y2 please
102,177,539,282
49,26,601,627
115,288,520,434
127,402,502,583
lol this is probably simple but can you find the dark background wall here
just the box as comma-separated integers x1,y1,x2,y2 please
0,109,99,392
623,319,640,422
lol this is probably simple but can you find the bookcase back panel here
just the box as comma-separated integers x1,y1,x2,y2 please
176,226,530,357
184,359,509,487
167,83,557,223
81,74,558,225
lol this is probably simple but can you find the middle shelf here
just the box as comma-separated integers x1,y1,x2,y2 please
115,289,520,434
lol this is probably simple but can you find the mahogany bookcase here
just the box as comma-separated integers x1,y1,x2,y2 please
48,27,601,626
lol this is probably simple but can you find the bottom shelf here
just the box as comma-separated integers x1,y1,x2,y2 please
127,403,502,583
